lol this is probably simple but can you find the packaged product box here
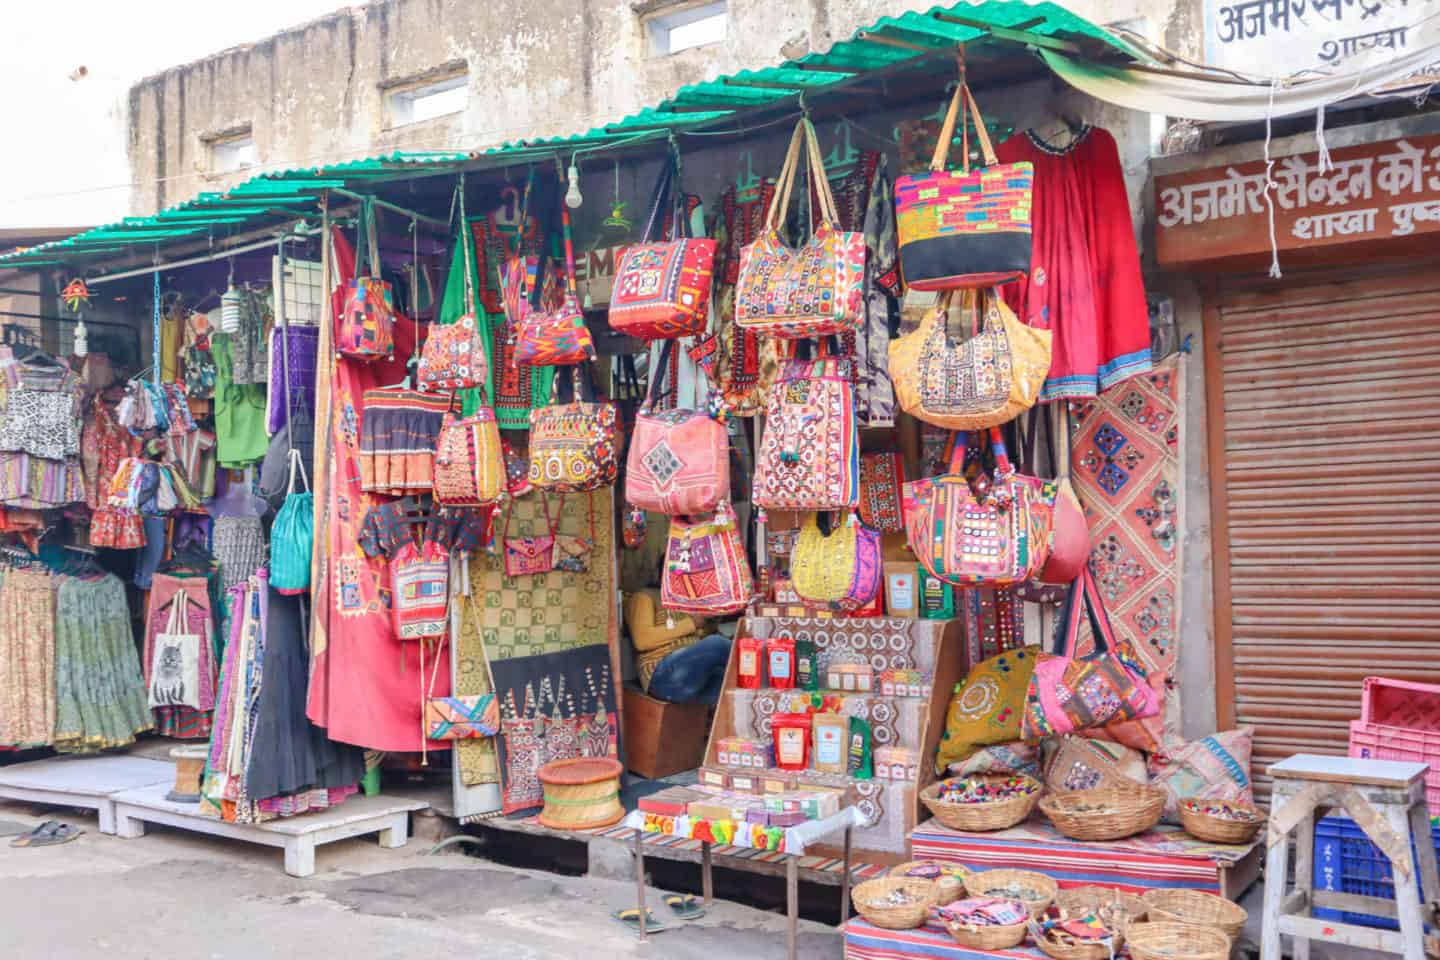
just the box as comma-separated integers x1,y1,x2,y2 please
884,561,918,617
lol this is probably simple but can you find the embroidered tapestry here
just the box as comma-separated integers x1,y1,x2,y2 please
1068,354,1184,744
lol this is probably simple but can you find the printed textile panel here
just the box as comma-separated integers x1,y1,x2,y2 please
857,452,904,534
490,643,619,814
894,164,1034,243
962,587,1026,663
610,239,717,340
743,616,933,674
1069,355,1184,742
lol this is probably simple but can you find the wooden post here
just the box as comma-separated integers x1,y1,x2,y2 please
787,854,799,960
634,828,648,943
702,841,714,906
1294,809,1315,960
1385,802,1426,960
841,825,853,924
1261,802,1290,960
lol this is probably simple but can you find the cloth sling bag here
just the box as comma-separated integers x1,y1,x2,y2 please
269,448,315,595
735,117,866,339
515,188,596,366
1021,566,1161,742
790,511,882,612
433,387,506,507
660,500,754,617
753,340,860,513
610,148,718,341
528,365,619,493
337,198,397,361
499,491,561,577
895,81,1034,290
418,186,491,392
149,591,203,709
1013,406,1089,603
423,599,499,741
625,339,730,516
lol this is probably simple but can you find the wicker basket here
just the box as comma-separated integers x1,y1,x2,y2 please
1033,926,1123,960
1040,785,1166,841
1179,798,1264,845
1056,885,1148,935
1142,888,1248,941
920,775,1043,832
889,860,967,904
968,868,1058,918
851,876,937,930
1127,921,1232,960
536,757,625,830
943,917,1029,950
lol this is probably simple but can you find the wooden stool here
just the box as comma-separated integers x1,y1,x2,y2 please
1262,755,1439,960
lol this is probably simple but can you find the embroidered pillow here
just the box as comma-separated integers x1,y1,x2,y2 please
1147,727,1254,823
947,740,1040,780
1042,734,1148,794
934,646,1039,776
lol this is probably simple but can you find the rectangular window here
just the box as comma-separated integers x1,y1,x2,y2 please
210,135,256,174
647,2,727,56
387,74,468,127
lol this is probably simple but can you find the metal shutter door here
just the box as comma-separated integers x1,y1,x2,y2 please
1208,264,1440,802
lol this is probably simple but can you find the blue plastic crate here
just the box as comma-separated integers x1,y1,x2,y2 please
1312,815,1440,931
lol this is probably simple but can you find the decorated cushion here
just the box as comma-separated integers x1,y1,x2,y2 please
1042,734,1148,793
1147,727,1254,823
934,646,1039,776
947,740,1040,779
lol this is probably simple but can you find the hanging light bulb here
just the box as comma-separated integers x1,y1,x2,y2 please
73,318,88,357
565,162,583,209
220,283,242,335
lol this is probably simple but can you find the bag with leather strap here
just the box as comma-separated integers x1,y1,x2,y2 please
269,448,314,595
1013,407,1089,604
753,343,860,513
337,198,397,362
611,147,717,341
902,428,1056,588
735,118,865,340
894,81,1034,290
499,491,559,578
433,389,505,507
1021,566,1161,742
889,288,1050,431
660,500,754,617
528,366,618,493
515,196,596,366
419,182,490,391
790,511,882,613
626,340,730,516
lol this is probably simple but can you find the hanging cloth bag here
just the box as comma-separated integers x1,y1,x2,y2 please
894,81,1034,290
433,387,506,507
149,591,203,709
1013,407,1089,603
514,189,596,366
499,491,560,577
270,448,315,595
790,511,882,613
735,118,866,339
660,500,754,617
337,198,397,361
753,343,860,512
610,148,718,340
528,366,619,493
418,184,492,392
625,340,730,515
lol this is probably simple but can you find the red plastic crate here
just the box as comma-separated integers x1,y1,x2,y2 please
1361,677,1440,732
1349,720,1440,813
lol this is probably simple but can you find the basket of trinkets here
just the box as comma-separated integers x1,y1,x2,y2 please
1178,797,1264,845
1141,888,1248,942
967,868,1058,918
889,860,968,904
1040,784,1166,841
1056,885,1148,936
1127,921,1231,960
850,876,937,930
935,897,1031,949
1031,904,1125,960
920,774,1043,832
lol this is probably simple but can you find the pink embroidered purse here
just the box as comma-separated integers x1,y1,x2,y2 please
336,200,396,362
753,352,860,512
660,502,754,617
626,340,729,516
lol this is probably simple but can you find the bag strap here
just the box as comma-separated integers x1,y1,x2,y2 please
669,143,692,240
932,83,999,176
988,425,1015,478
353,201,370,277
641,339,677,413
1052,566,1116,657
364,197,382,279
640,154,676,244
286,447,310,495
458,173,477,321
559,203,579,299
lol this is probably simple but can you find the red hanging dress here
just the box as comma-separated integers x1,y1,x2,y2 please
994,125,1152,401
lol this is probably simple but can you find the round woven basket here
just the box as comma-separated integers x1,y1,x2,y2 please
944,917,1029,950
889,860,967,904
536,757,625,830
1056,885,1148,935
968,869,1059,918
851,876,937,930
1033,926,1122,960
920,775,1043,833
1040,785,1167,841
1127,921,1232,960
1178,798,1264,845
1142,889,1248,941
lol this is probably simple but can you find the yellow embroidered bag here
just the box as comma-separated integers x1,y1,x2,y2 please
790,512,881,613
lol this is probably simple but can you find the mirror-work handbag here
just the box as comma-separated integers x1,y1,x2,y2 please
661,502,754,616
420,189,490,392
735,118,865,339
499,492,558,577
337,199,397,361
889,288,1050,431
753,352,860,512
626,340,729,515
426,694,500,740
790,512,882,612
528,368,619,493
515,205,596,366
433,393,505,507
611,150,717,341
903,428,1055,588
895,82,1034,290
1022,566,1161,742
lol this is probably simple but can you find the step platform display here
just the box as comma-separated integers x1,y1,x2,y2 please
844,918,1049,960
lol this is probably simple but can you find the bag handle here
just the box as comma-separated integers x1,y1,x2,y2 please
286,447,310,496
669,144,693,241
765,119,841,235
168,590,188,635
640,153,677,245
931,82,999,176
458,173,478,321
1052,567,1116,658
499,490,558,544
641,339,677,414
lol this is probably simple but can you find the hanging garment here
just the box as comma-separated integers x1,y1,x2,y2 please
165,428,217,502
229,287,271,386
82,396,145,548
0,351,83,461
266,324,320,435
0,568,56,747
390,539,449,640
203,576,266,822
213,515,267,593
994,126,1152,400
53,573,152,753
711,181,780,416
358,388,448,495
213,332,270,468
0,452,85,509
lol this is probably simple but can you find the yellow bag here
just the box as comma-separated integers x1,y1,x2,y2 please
889,288,1050,431
790,512,881,612
934,646,1040,775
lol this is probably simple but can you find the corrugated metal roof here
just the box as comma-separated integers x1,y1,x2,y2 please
0,1,1135,270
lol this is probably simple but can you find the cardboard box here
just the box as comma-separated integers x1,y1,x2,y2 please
697,767,730,789
622,686,711,779
884,561,919,617
638,787,706,817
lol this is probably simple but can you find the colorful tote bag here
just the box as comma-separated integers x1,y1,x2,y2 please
611,151,717,340
735,118,865,339
337,199,397,361
753,354,860,512
418,314,490,392
426,694,500,740
515,206,596,366
433,398,505,507
269,449,314,595
889,288,1050,431
626,340,729,515
391,539,450,640
858,451,905,534
499,493,558,577
528,370,619,493
660,502,754,616
903,428,1056,588
895,82,1034,290
790,512,881,612
1021,567,1161,742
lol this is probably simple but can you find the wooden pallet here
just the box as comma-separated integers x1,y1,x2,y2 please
0,756,173,834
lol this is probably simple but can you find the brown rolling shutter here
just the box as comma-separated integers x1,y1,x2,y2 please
1207,263,1440,802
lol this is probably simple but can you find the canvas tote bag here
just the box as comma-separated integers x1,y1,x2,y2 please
149,591,203,709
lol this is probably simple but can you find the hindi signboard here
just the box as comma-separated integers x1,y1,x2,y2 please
1155,134,1440,265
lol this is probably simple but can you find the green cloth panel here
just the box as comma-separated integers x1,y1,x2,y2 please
213,332,270,468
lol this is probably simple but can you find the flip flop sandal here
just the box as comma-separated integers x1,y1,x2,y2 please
10,821,61,848
31,823,83,846
664,894,706,920
612,908,668,934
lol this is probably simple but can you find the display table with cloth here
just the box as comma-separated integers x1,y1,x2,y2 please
910,815,1261,897
620,805,864,958
845,918,1052,960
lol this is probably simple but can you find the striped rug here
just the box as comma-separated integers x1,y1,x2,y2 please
845,919,1045,960
594,822,890,881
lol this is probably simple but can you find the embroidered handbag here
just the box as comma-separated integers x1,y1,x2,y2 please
391,538,449,640
515,203,596,366
611,150,717,340
499,492,559,578
1021,566,1161,742
857,451,905,534
149,592,203,710
626,340,729,515
337,199,397,362
790,512,882,613
895,82,1034,290
889,288,1050,431
426,694,500,740
735,118,865,339
903,428,1056,588
660,501,754,616
269,449,314,595
419,194,491,392
433,393,506,507
753,351,860,512
1014,408,1089,603
528,368,619,493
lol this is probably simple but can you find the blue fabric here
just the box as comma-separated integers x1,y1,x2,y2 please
647,633,731,705
135,515,168,590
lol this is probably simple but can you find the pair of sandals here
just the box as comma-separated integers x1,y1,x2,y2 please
613,895,706,933
10,820,83,848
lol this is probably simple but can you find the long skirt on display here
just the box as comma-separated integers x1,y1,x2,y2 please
53,574,151,752
0,569,56,747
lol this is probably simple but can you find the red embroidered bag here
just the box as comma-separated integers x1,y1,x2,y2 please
499,492,559,578
753,349,860,512
660,501,754,617
419,193,490,391
626,340,729,516
515,204,596,366
337,199,396,362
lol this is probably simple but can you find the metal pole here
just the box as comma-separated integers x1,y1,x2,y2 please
328,187,450,228
88,230,312,285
